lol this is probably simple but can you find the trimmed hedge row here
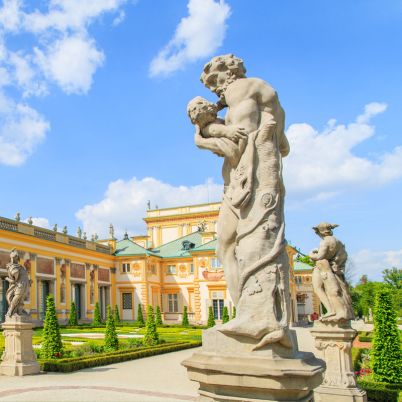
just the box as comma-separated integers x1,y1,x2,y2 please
39,341,201,372
358,378,402,402
358,336,373,342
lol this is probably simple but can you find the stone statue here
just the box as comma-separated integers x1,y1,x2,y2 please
83,232,87,240
77,226,82,238
15,213,20,222
27,217,33,225
5,249,30,318
109,223,115,239
188,54,292,349
309,222,354,322
183,54,324,402
147,200,151,210
53,223,58,232
62,225,68,234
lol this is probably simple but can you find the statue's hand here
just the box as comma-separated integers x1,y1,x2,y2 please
224,126,247,143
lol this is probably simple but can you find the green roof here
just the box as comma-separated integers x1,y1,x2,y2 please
293,260,314,271
191,238,217,252
114,237,156,257
151,232,203,258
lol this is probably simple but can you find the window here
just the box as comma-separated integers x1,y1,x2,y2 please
168,294,178,312
122,293,133,309
166,265,176,274
150,264,157,275
122,263,131,273
210,258,222,269
190,263,194,274
213,299,224,319
295,276,302,285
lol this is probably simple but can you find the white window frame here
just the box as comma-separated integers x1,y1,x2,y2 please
168,294,178,312
122,263,131,273
166,265,176,274
210,257,222,270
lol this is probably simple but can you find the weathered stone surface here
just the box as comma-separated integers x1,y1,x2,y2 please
0,316,40,376
310,321,367,402
184,54,324,401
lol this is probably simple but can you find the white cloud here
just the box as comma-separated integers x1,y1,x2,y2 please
0,92,50,166
23,217,50,229
76,177,223,238
0,0,131,164
149,0,231,76
284,102,402,199
35,35,104,94
351,248,402,282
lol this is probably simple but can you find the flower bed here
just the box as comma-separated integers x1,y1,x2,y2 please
39,341,201,372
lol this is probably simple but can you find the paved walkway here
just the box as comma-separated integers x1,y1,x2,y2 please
0,327,320,402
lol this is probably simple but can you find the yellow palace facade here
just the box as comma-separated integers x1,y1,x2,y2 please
0,202,317,325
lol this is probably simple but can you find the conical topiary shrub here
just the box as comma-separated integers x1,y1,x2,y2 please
68,301,78,326
232,306,236,319
93,302,102,326
41,294,63,359
222,306,229,323
137,303,144,326
104,305,119,351
371,287,402,383
155,305,163,326
182,305,189,326
207,306,215,328
114,304,120,324
144,305,159,346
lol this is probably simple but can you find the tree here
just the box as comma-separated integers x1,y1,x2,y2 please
41,294,63,359
382,267,402,290
137,304,144,325
182,305,189,326
104,305,119,351
92,302,102,326
222,306,229,323
371,287,402,383
232,306,236,319
155,305,163,326
144,305,159,346
207,306,215,328
114,305,120,324
68,301,78,326
352,281,382,319
295,254,314,267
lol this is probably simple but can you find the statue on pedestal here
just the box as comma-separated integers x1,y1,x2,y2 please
309,222,354,322
5,249,30,319
183,54,323,402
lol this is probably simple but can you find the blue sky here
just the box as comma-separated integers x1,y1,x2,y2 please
0,0,401,282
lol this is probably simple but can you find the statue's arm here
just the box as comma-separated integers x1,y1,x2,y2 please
194,126,224,156
203,123,247,143
310,241,330,261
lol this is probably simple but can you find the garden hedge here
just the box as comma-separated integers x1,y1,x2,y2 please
39,341,201,372
357,378,402,402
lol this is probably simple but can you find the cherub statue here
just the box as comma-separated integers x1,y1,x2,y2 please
309,223,354,322
5,249,30,318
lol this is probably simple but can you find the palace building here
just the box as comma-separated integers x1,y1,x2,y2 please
0,202,318,325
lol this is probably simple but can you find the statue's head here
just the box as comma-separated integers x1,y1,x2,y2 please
10,248,20,264
187,96,218,128
313,222,338,238
200,54,246,101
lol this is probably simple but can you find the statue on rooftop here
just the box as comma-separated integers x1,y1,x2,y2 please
309,222,354,322
5,249,30,319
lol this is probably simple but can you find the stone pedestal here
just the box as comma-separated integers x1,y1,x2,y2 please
310,321,367,402
182,327,324,402
0,317,40,376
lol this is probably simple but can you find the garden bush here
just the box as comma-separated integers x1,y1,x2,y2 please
222,306,229,323
68,301,78,326
104,305,119,351
41,294,63,359
207,306,215,328
40,341,201,372
114,305,120,323
92,302,102,326
155,306,163,326
232,306,236,319
137,304,144,325
182,306,189,326
357,377,402,402
371,287,402,383
144,305,159,346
